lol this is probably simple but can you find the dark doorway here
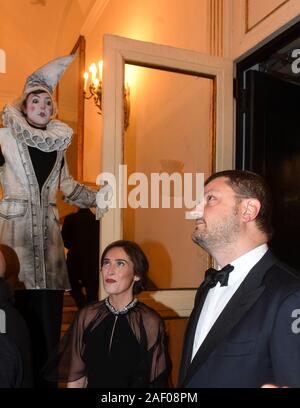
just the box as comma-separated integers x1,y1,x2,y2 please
236,20,300,271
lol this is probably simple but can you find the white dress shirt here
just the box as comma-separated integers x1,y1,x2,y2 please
191,243,268,361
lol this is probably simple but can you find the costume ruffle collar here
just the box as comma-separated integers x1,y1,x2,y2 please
2,104,72,152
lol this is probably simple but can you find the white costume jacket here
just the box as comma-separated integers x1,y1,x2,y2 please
0,105,97,290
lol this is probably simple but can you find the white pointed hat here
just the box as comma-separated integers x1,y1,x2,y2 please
23,53,75,97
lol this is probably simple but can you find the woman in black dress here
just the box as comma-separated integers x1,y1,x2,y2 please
46,240,170,388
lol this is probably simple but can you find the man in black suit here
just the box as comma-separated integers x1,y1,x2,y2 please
179,170,300,388
61,208,100,309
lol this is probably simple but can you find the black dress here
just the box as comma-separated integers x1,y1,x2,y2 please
44,299,170,388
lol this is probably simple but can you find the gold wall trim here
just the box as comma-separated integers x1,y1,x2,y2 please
245,0,289,33
72,36,86,182
211,78,217,175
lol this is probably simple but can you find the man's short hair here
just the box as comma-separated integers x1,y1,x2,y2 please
205,170,273,239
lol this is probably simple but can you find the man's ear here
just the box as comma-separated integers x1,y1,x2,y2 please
241,199,261,222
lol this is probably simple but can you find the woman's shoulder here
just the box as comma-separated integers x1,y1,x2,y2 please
134,303,166,347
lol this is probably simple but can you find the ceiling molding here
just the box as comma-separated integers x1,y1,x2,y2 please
81,0,110,37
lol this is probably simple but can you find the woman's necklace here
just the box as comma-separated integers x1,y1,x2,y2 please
105,297,138,315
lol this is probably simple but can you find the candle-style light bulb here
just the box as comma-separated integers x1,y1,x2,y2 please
89,63,97,85
94,78,100,89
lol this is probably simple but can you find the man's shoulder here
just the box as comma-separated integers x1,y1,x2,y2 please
264,255,300,290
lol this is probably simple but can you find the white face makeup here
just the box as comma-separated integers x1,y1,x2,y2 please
24,92,53,128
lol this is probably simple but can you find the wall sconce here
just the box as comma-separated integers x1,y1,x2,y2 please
84,60,130,130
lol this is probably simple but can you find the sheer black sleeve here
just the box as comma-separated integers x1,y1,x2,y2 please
129,303,171,387
43,303,102,383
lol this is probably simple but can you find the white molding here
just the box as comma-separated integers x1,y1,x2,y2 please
245,0,289,32
102,34,233,243
80,0,110,37
139,290,197,318
223,0,234,59
210,0,224,57
100,35,233,311
233,0,300,60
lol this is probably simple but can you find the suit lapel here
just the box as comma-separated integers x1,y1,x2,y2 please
181,250,277,387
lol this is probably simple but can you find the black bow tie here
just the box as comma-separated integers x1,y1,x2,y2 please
203,264,234,289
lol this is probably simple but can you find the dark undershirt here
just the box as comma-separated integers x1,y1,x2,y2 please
28,147,57,191
0,147,58,191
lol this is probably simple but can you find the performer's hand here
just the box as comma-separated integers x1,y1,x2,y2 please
95,180,113,219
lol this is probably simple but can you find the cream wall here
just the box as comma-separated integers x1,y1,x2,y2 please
83,0,300,183
82,0,214,183
123,67,213,288
232,0,300,60
0,0,96,109
81,0,220,296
